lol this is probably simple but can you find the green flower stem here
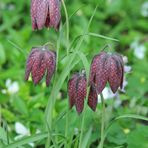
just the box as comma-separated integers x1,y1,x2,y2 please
45,1,70,147
78,85,90,148
61,0,69,55
98,93,106,148
0,105,1,126
61,0,70,147
78,104,86,148
78,6,98,148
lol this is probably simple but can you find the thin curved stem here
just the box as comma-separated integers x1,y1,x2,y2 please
98,93,106,148
61,1,71,147
61,0,69,55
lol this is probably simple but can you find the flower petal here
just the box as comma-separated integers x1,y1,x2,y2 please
68,74,78,108
88,85,98,111
25,48,40,81
75,76,87,114
108,56,123,93
49,0,61,30
45,50,56,86
36,0,48,30
31,0,39,30
31,0,48,30
112,54,124,89
31,51,46,85
95,52,109,93
89,52,106,85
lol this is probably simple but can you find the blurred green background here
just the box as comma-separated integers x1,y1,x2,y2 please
0,0,148,147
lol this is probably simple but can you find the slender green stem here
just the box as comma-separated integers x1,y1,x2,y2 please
78,85,90,148
61,0,69,55
78,6,98,148
0,105,1,126
98,93,106,148
78,108,86,148
45,2,69,147
61,1,70,147
45,24,61,148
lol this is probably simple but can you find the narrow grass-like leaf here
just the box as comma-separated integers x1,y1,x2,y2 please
5,133,65,148
81,126,92,148
69,32,119,52
45,53,79,127
77,51,90,80
78,5,98,148
7,39,27,56
88,32,119,42
5,133,48,148
104,114,148,140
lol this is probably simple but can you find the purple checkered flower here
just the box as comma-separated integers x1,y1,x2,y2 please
31,0,61,30
25,46,56,86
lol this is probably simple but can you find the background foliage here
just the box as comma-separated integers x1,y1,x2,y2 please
0,0,148,147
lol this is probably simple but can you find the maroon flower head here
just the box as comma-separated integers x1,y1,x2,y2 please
68,72,87,114
89,51,124,94
31,0,61,30
25,46,56,86
88,51,124,111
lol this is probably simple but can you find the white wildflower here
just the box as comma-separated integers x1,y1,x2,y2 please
14,122,34,147
141,2,148,17
130,40,146,59
5,79,19,94
98,87,116,103
15,122,30,136
124,65,132,73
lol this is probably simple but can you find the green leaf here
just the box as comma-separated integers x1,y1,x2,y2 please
127,125,148,148
104,114,148,140
0,43,6,65
115,114,148,121
12,97,28,115
77,51,90,79
1,109,16,122
88,32,119,42
45,53,79,126
5,133,48,148
107,123,127,145
0,127,7,145
5,132,65,148
81,126,92,148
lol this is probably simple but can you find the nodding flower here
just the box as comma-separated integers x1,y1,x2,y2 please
25,46,56,86
88,51,124,111
68,72,87,114
31,0,61,30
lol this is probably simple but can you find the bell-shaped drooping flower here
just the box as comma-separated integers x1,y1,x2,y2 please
88,51,124,111
89,51,124,93
68,72,87,114
31,0,61,30
25,46,56,86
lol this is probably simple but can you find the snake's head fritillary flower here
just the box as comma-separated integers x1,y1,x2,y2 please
68,72,87,114
25,46,56,86
88,51,124,111
89,51,124,94
31,0,61,30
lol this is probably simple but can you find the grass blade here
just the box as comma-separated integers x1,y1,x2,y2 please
5,133,48,148
104,114,148,140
